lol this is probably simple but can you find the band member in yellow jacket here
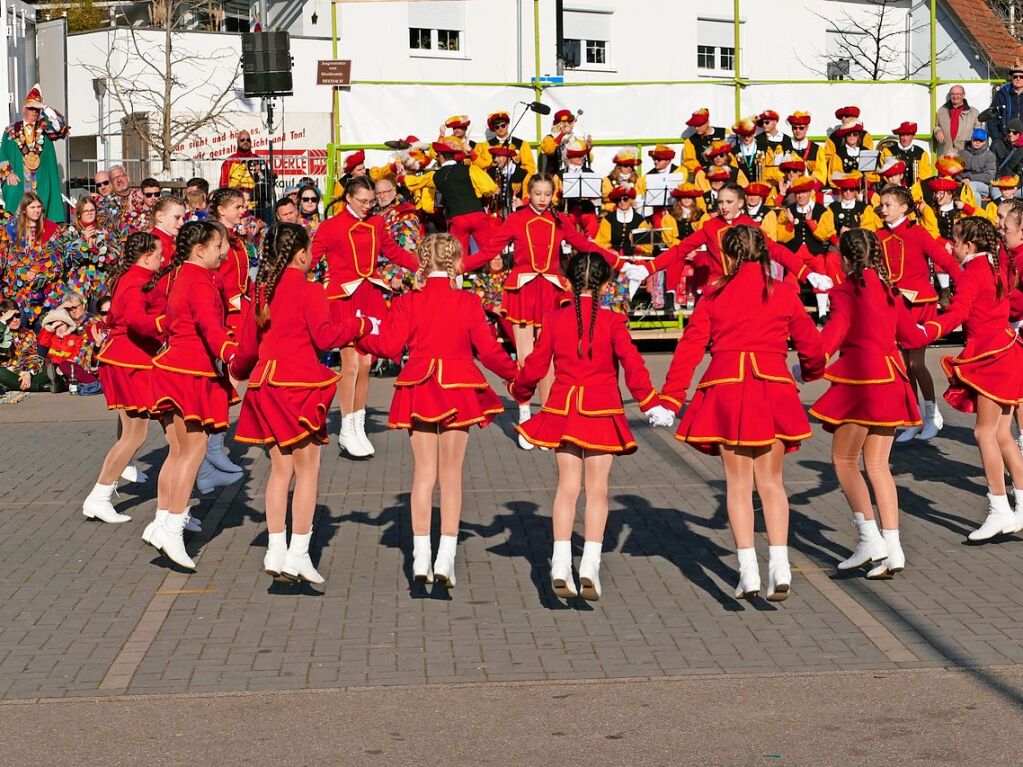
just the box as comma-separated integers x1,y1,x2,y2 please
681,108,726,175
878,121,935,187
486,111,536,176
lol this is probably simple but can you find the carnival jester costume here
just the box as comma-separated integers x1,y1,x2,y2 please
0,85,69,223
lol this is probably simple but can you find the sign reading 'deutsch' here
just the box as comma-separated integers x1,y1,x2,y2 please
317,60,352,86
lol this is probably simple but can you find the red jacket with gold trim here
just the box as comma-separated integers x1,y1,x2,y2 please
875,218,958,304
216,234,251,315
97,264,166,369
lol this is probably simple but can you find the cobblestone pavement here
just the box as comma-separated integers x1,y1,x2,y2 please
2,350,1022,701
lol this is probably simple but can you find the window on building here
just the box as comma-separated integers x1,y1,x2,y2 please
408,2,466,56
222,0,249,32
826,29,861,80
696,18,738,74
562,7,613,69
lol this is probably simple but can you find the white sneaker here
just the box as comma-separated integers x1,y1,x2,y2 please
517,404,535,451
895,425,922,443
82,482,131,524
766,545,791,602
578,541,602,601
412,534,434,584
968,494,1017,542
551,540,577,598
353,409,375,457
735,547,760,600
338,414,372,459
150,512,196,570
916,401,943,441
264,531,287,577
195,459,242,495
433,534,458,588
120,463,148,484
281,532,324,584
206,432,243,473
142,509,169,546
837,513,887,570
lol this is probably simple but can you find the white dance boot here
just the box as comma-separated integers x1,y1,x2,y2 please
867,529,905,579
151,512,196,570
578,541,602,601
517,404,535,451
196,459,243,495
338,414,371,459
1012,488,1023,533
353,409,375,457
412,535,434,584
120,462,147,484
735,547,761,600
142,509,168,546
837,513,887,570
281,532,324,584
206,432,242,473
263,532,287,577
82,482,131,524
184,513,202,533
766,545,791,602
550,539,577,598
433,534,458,588
916,401,943,441
895,423,922,443
968,493,1017,542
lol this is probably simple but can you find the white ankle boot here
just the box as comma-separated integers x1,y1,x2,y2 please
353,409,375,456
735,547,760,600
281,532,324,584
151,511,196,570
339,414,371,459
264,531,287,577
916,401,943,441
412,534,434,584
895,424,922,443
867,529,905,579
968,493,1017,542
196,459,243,495
433,534,458,587
578,541,602,601
120,462,147,484
1010,488,1023,534
767,545,791,602
837,513,887,570
517,404,535,451
82,482,131,524
206,432,242,473
551,539,577,598
142,509,169,546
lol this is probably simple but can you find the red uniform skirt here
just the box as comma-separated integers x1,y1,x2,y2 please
675,379,812,455
99,364,153,416
500,276,571,327
329,281,388,328
906,301,938,324
151,368,240,431
516,406,637,455
236,383,336,447
809,380,921,432
388,378,504,431
941,341,1023,413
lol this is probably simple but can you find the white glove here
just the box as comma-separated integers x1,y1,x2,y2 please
621,263,650,282
807,273,834,291
791,362,804,384
647,405,675,428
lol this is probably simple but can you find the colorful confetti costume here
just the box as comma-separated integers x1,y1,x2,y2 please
53,223,121,303
0,218,64,321
97,190,147,242
378,202,424,294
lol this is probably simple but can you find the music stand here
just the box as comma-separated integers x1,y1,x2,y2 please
642,173,683,209
858,150,880,174
562,172,603,200
630,227,672,252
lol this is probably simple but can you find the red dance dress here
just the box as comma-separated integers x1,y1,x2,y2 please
150,261,239,430
461,206,622,327
216,232,251,331
661,262,825,455
357,274,517,430
231,269,370,447
96,264,167,415
511,296,660,454
923,253,1023,413
808,269,930,432
874,217,959,324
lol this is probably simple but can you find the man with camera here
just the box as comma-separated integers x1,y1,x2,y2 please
983,63,1023,163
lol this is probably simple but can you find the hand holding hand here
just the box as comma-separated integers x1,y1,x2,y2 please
647,405,675,428
807,272,834,291
621,263,650,282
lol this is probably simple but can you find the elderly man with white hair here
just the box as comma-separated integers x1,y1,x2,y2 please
934,84,980,157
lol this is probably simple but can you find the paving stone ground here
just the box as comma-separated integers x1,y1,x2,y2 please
2,350,1022,701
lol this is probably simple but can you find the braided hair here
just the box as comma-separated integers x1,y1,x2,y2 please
208,187,245,222
566,252,612,358
953,215,1004,301
413,233,462,291
109,231,159,297
256,223,309,329
143,220,220,293
719,224,772,298
148,195,185,232
838,228,896,301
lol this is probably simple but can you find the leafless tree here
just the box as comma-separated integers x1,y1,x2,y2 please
798,0,949,81
84,0,240,173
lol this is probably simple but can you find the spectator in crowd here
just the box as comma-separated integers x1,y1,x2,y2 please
54,196,120,305
97,164,144,237
284,185,300,204
297,184,322,236
986,64,1023,163
996,118,1023,179
934,85,979,157
0,300,48,392
374,177,423,294
0,191,62,322
186,177,210,198
962,128,998,202
185,188,209,221
218,130,268,216
94,170,112,199
274,196,299,223
38,295,100,393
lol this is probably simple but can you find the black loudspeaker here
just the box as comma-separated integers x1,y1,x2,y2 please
241,31,294,97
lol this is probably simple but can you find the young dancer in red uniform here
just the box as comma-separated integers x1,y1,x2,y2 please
921,216,1023,541
148,221,238,570
311,176,420,460
150,196,185,267
807,229,931,579
660,225,825,602
231,223,373,584
357,233,517,589
461,174,621,450
81,232,165,524
512,252,671,600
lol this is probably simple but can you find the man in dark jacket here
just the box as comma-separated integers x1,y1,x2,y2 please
963,128,998,201
995,119,1023,183
985,62,1023,162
